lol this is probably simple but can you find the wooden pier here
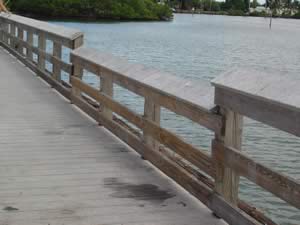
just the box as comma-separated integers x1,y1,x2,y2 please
0,13,299,225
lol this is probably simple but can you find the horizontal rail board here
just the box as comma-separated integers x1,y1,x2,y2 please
3,32,72,73
212,140,300,209
71,47,223,134
71,77,214,176
0,13,83,48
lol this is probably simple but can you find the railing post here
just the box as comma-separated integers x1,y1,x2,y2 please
1,22,9,45
100,74,113,121
72,36,84,50
26,31,33,61
143,98,161,151
0,19,4,43
10,23,15,49
38,33,46,71
17,27,24,55
213,108,243,205
71,64,83,103
53,42,62,81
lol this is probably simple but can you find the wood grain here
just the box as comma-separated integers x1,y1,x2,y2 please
212,69,300,137
212,140,300,209
213,109,243,205
71,94,258,225
100,75,114,120
26,31,33,61
144,98,161,151
3,32,73,74
71,47,223,134
17,26,23,55
53,42,62,81
71,77,214,176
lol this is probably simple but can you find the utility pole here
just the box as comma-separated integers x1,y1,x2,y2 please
269,10,273,28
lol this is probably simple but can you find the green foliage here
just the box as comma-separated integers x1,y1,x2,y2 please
293,11,300,18
226,0,246,10
250,0,258,8
249,10,268,17
9,0,173,20
227,9,245,15
294,0,300,9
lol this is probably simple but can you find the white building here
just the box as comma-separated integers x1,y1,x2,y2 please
250,6,270,13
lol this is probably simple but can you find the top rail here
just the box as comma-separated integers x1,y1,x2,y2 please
211,69,300,210
0,13,84,99
212,69,300,137
71,47,223,134
0,13,83,48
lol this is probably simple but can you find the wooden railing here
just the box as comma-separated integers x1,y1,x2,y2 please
212,70,300,210
0,14,299,225
0,13,84,99
69,48,300,225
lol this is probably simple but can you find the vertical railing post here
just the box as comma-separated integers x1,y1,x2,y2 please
100,74,113,121
213,108,243,205
53,42,62,81
17,27,24,55
26,31,33,61
72,36,84,50
0,19,4,43
143,98,161,152
10,23,15,49
71,64,83,104
38,33,46,71
1,22,9,45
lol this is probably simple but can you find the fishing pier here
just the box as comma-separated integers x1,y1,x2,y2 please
0,13,299,225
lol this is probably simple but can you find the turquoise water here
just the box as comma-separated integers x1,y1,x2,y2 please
53,14,300,225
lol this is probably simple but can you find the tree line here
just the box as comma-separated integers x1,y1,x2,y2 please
7,0,300,20
8,0,173,20
167,0,252,11
167,0,300,17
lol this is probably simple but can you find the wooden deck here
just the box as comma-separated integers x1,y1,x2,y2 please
0,48,225,224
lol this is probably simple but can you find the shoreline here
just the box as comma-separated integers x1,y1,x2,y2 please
11,11,300,22
10,12,173,23
175,10,300,20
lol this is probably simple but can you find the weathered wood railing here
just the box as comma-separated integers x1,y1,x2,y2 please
212,70,300,209
0,13,83,99
0,13,299,225
69,48,300,225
